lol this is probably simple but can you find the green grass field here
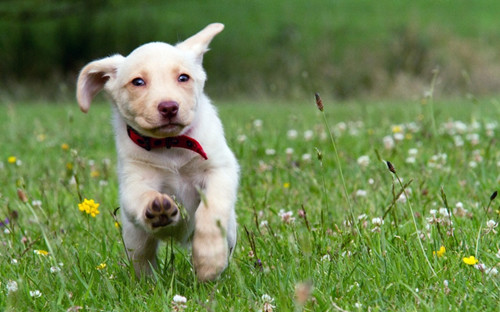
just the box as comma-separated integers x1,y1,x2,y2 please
1,96,499,311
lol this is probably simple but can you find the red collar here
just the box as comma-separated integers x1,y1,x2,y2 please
126,125,208,160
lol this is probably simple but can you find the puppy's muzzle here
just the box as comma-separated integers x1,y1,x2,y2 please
158,101,179,119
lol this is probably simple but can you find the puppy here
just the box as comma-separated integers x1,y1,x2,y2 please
76,23,239,281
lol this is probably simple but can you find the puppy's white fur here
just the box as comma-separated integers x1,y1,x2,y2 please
76,23,238,281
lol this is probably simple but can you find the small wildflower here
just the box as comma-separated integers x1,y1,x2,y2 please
253,119,263,130
261,294,275,312
372,217,384,226
6,280,18,294
265,148,276,156
278,209,295,223
78,198,100,217
30,290,42,298
96,263,107,270
303,130,314,141
283,182,290,189
357,155,370,168
285,147,294,156
34,249,49,256
61,143,70,150
7,156,17,164
383,136,395,150
486,267,498,276
287,129,298,140
355,189,367,197
114,222,120,228
433,246,446,257
11,259,18,265
463,256,479,265
237,134,247,143
32,200,42,208
301,153,311,162
90,170,100,178
50,266,61,273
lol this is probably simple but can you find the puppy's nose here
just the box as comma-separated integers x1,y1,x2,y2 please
158,101,179,118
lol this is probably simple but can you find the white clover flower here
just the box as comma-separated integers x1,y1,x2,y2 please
285,147,294,156
253,119,263,130
287,129,298,139
383,136,395,150
261,294,274,302
372,217,384,226
237,134,247,143
6,280,18,294
355,189,367,197
406,157,416,164
358,214,367,220
50,266,61,273
11,259,18,265
439,208,450,218
321,254,331,261
31,200,42,208
301,154,311,162
304,130,314,141
408,148,418,156
259,220,268,227
278,209,295,223
486,220,498,228
453,135,464,147
173,295,187,304
466,133,480,145
393,132,404,141
30,290,42,298
357,155,370,168
486,267,498,276
429,209,437,216
265,148,276,156
469,161,478,168
368,178,374,185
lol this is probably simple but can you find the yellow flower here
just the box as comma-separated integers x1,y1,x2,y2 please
61,143,70,150
7,156,17,164
96,263,107,270
283,182,290,189
91,170,100,178
114,222,120,228
392,125,403,133
66,163,74,170
78,198,100,217
433,246,446,257
34,249,49,256
463,256,478,265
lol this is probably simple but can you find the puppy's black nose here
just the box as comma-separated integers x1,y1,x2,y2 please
158,101,179,118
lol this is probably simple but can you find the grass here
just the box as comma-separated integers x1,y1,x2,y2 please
0,95,500,311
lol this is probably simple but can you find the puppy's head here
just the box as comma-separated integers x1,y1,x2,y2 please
76,23,224,138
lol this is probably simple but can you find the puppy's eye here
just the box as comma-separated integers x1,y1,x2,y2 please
178,74,190,82
131,78,146,86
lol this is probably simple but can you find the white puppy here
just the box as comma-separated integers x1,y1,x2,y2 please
76,23,239,281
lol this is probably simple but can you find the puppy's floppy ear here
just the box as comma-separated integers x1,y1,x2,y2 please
76,54,124,113
176,23,224,64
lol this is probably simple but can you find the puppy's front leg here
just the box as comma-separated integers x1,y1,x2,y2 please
119,164,180,276
192,167,238,281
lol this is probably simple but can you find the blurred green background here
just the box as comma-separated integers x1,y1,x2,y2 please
1,0,499,101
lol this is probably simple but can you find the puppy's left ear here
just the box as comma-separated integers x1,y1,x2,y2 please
176,23,224,64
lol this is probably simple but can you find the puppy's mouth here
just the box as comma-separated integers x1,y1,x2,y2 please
149,123,186,137
134,117,186,138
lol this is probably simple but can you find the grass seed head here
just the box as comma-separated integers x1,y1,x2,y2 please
386,161,396,173
314,92,324,111
490,191,498,201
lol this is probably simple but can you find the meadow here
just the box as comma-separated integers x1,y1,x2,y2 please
0,95,499,311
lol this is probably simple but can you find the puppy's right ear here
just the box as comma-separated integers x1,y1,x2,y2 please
76,54,124,113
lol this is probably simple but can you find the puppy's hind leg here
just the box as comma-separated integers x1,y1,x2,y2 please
121,216,159,277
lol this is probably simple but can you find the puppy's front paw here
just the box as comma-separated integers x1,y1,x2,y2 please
192,227,229,282
144,194,179,228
